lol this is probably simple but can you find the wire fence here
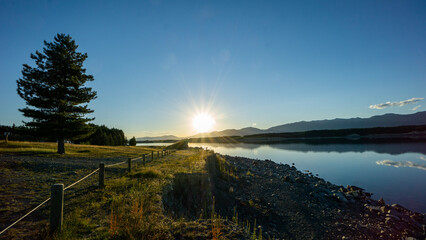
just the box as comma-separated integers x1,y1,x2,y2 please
0,150,172,237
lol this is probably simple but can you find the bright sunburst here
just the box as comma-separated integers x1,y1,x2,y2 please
192,113,215,133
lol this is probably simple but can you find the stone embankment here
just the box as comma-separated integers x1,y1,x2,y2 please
210,154,426,239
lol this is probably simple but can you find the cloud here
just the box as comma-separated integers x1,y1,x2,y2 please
420,156,426,161
252,123,257,127
376,160,426,171
369,98,424,109
412,105,421,111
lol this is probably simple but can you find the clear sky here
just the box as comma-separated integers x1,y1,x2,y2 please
1,0,425,138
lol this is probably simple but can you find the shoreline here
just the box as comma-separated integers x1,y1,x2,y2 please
205,153,426,239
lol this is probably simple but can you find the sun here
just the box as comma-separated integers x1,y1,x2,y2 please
192,113,215,133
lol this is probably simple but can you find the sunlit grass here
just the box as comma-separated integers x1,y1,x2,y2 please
50,148,209,239
1,141,246,239
0,140,158,158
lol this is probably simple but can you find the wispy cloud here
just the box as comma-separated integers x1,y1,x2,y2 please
420,156,426,161
376,159,426,171
412,105,421,111
369,98,424,109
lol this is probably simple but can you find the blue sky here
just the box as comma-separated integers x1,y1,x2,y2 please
1,0,425,137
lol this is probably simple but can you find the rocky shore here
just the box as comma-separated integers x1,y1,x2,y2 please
207,154,426,239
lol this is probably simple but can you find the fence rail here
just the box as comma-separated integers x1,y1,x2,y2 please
0,149,173,236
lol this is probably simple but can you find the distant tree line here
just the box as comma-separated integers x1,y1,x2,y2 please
1,124,127,146
76,125,127,146
0,124,38,141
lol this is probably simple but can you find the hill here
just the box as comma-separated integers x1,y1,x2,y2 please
136,135,181,141
191,111,426,137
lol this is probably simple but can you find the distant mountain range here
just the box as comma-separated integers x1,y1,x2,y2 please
136,135,181,141
191,111,426,138
135,111,426,140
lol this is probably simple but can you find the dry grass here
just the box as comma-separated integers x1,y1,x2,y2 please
48,148,209,239
0,141,248,240
0,140,158,158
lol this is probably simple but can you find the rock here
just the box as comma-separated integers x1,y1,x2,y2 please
388,209,403,219
295,177,306,183
391,203,404,209
333,192,348,203
366,205,381,212
380,206,389,213
347,185,364,192
408,220,424,231
410,214,423,223
386,214,400,221
347,191,359,198
378,197,385,206
282,176,294,183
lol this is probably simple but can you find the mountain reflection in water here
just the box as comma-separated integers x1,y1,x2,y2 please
193,142,426,155
189,142,426,213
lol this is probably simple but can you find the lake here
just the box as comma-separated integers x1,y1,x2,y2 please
136,142,173,147
189,142,426,213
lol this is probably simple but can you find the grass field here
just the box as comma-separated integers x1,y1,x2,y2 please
0,140,163,158
0,141,244,239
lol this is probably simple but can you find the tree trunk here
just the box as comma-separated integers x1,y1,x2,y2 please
57,139,65,154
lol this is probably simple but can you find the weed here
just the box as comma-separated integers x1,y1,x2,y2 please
109,209,118,237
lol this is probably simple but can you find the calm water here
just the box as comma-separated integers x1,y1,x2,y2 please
136,142,173,147
189,142,426,213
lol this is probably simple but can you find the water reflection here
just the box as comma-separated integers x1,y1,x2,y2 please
189,142,426,213
376,160,426,171
194,142,426,155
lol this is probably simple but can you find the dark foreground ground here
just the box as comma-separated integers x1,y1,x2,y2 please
201,154,426,239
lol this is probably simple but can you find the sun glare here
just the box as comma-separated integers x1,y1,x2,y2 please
192,113,215,133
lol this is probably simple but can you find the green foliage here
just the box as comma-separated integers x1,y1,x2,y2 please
16,33,97,153
78,124,126,146
129,136,137,146
0,124,38,141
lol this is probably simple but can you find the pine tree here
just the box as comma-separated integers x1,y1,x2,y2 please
17,33,97,154
129,137,137,146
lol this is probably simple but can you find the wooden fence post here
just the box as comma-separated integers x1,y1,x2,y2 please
151,151,154,161
99,163,105,188
143,154,146,166
128,158,131,172
157,151,159,158
50,184,64,233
